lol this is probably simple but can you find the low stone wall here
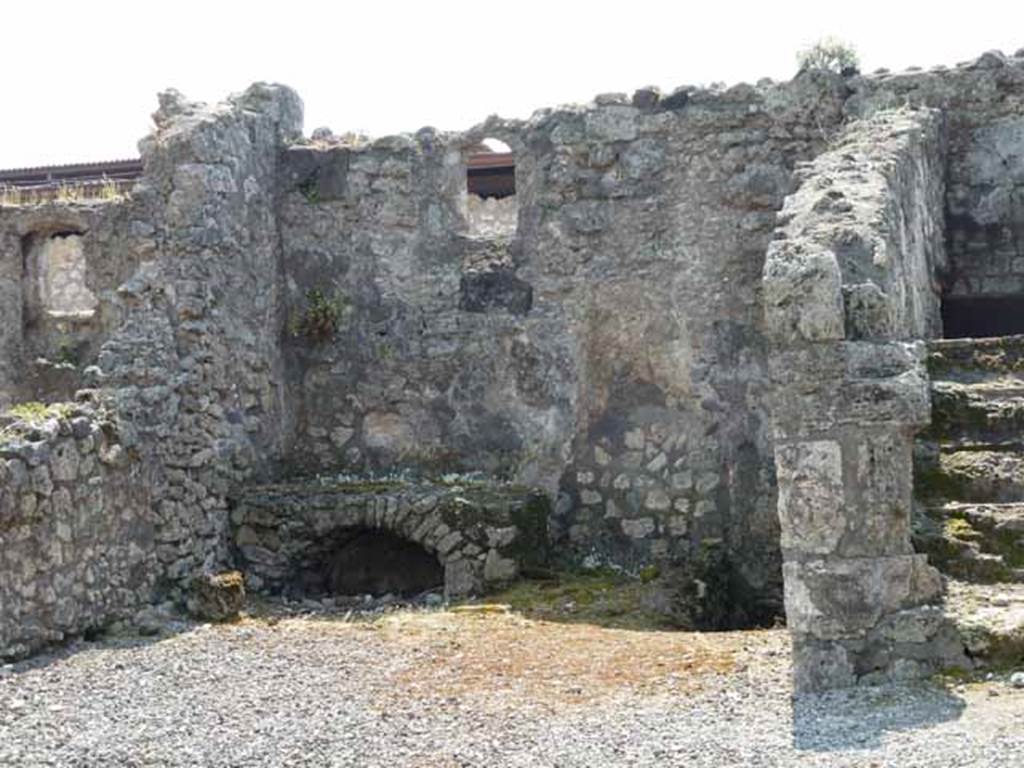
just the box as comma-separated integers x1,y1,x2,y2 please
0,399,155,659
764,108,962,691
231,480,550,598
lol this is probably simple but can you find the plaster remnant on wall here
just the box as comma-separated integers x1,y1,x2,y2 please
30,234,97,317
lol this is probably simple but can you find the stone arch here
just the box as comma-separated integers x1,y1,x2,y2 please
231,483,546,600
457,120,528,239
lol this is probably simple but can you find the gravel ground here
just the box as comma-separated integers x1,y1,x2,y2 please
1,608,1022,768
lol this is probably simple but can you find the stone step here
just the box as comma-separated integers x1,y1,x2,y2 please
915,448,1024,505
944,580,1024,666
914,503,1024,584
927,334,1024,381
949,502,1024,535
928,379,1024,445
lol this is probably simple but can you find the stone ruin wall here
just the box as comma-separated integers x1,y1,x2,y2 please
763,52,1024,688
0,399,153,658
1,84,303,657
764,107,952,690
277,73,851,628
2,50,1024,689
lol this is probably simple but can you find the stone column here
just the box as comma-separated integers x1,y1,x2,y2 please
767,339,951,690
762,108,961,690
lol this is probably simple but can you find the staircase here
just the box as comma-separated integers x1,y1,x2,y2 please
914,335,1024,666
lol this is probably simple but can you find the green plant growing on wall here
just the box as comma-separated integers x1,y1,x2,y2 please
797,36,860,74
55,336,79,366
1,402,76,444
5,401,74,424
288,288,349,341
297,175,320,204
54,325,79,368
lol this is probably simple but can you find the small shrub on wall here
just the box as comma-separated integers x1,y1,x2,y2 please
797,36,860,74
287,288,349,342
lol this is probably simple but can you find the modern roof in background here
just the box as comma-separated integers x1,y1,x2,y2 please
0,152,516,196
0,159,143,187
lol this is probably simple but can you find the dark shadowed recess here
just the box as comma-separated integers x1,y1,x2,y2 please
293,528,443,598
942,296,1024,338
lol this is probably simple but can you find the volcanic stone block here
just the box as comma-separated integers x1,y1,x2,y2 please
459,269,533,315
189,571,245,622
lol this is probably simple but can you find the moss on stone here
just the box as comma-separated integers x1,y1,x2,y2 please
0,401,77,445
5,401,74,423
944,516,981,541
506,493,551,570
639,564,660,583
475,569,677,631
914,465,968,504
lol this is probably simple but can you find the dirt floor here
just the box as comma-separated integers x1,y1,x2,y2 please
2,588,1023,767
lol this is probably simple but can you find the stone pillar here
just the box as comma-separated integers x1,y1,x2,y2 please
762,108,959,690
767,340,952,690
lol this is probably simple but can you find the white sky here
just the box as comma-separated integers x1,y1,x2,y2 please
2,1,1022,169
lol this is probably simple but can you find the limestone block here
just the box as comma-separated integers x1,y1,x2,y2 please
769,342,931,438
444,558,482,599
188,571,245,622
775,440,845,557
622,517,656,539
483,548,517,584
644,490,671,511
50,441,80,483
763,245,845,343
782,555,942,640
584,106,638,142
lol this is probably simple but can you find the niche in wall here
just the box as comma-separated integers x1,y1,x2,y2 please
22,231,97,326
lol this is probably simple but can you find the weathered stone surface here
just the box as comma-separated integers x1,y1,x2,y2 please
775,440,845,556
763,247,845,343
783,555,941,640
230,480,549,599
3,53,1024,685
0,402,155,659
764,105,954,690
188,571,245,622
458,268,533,315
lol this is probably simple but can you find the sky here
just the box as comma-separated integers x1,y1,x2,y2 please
2,1,1023,169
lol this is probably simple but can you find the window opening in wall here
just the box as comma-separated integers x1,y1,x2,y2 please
22,231,97,324
465,138,517,237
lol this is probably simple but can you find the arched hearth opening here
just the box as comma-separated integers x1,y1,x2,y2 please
293,527,444,599
231,483,549,602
